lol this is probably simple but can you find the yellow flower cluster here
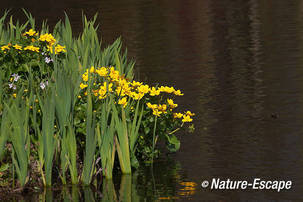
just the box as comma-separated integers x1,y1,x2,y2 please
146,103,168,116
1,30,67,56
79,66,193,120
81,66,184,98
173,111,195,122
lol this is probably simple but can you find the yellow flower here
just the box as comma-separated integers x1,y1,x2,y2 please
173,113,183,119
24,29,37,36
182,115,192,122
39,33,56,46
12,93,16,98
153,109,162,116
98,95,107,100
174,89,184,96
118,97,128,108
109,67,120,81
82,70,88,81
185,111,195,116
78,95,81,99
157,104,167,113
100,82,113,93
96,67,108,77
116,86,126,97
131,81,142,87
167,99,178,108
98,82,110,99
159,86,175,93
131,92,144,100
24,45,40,53
54,45,66,54
149,87,160,96
24,29,38,37
146,102,157,110
13,44,22,50
137,84,150,94
80,83,88,89
89,66,95,73
93,90,99,97
1,44,10,51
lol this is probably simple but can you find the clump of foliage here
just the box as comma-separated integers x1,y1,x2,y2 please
0,10,194,189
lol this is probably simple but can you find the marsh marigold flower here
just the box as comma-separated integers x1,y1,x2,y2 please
118,97,128,108
153,109,162,116
24,45,39,53
131,81,142,87
109,67,120,81
131,92,144,100
82,70,89,82
80,83,88,89
159,86,175,94
149,87,160,96
24,29,38,37
167,99,178,108
1,44,10,51
185,111,195,116
174,89,184,96
96,67,108,77
39,33,56,46
173,113,183,119
54,45,66,54
182,115,193,122
13,44,22,50
89,66,95,73
146,102,157,110
137,84,150,94
157,104,167,113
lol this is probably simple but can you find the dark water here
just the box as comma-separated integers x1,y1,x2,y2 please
2,0,303,201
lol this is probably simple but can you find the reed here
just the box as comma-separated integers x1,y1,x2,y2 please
38,86,57,186
96,96,116,179
81,80,97,185
5,91,30,187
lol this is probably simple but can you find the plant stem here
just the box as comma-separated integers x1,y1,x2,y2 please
152,115,157,162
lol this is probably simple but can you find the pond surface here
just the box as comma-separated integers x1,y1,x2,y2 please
2,0,303,201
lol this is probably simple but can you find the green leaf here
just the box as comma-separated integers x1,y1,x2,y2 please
165,134,180,152
144,126,150,135
0,163,9,172
130,154,139,169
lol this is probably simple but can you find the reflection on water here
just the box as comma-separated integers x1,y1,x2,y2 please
2,0,303,200
5,159,197,201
